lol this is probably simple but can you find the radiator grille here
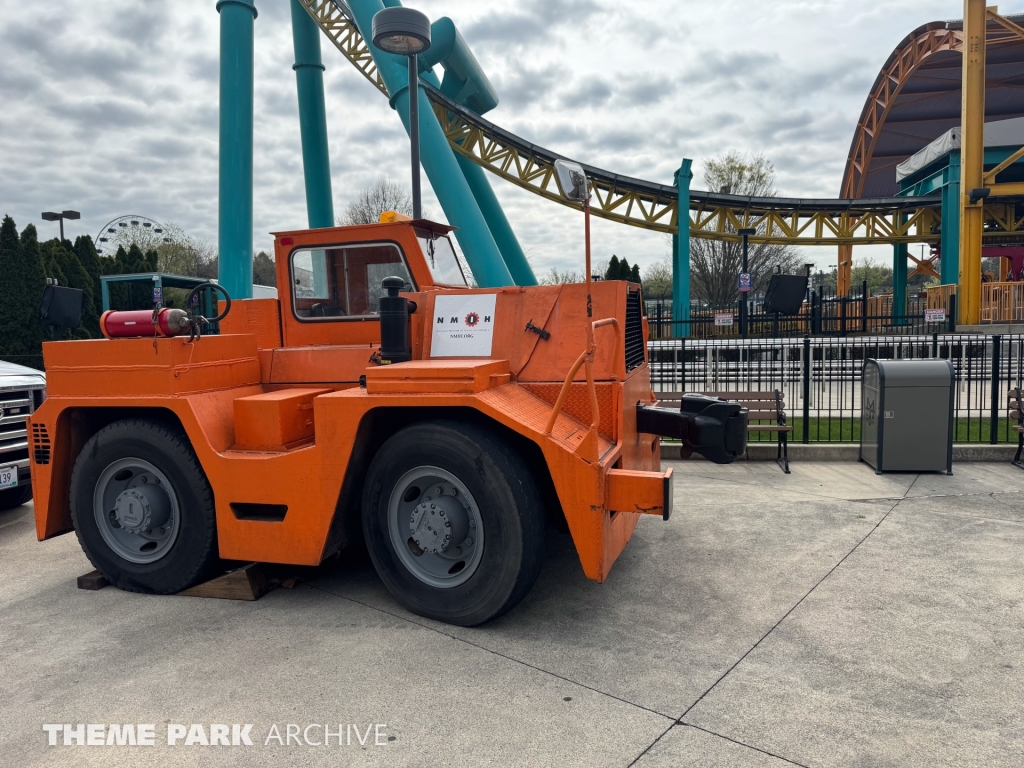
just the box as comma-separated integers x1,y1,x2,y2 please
624,290,646,372
32,423,50,465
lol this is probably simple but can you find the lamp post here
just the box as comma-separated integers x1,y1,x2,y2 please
737,227,756,337
41,210,80,242
372,8,431,220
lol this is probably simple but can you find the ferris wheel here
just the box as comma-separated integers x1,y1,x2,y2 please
95,215,171,256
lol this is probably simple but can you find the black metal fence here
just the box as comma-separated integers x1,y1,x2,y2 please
648,333,1024,444
647,284,950,339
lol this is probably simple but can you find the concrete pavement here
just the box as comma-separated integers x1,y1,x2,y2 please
2,461,1022,766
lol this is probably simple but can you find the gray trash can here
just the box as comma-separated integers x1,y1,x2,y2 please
860,359,954,474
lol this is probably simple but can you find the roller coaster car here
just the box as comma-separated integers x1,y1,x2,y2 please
28,218,746,626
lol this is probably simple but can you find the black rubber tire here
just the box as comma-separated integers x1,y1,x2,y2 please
0,484,32,512
69,419,219,594
362,420,545,626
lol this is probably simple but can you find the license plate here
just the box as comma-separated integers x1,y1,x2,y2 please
0,465,17,489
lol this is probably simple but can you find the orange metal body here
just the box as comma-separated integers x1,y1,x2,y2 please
29,221,667,582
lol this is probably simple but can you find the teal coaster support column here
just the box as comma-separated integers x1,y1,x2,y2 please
673,159,693,338
217,0,257,300
893,242,908,323
291,0,334,229
454,154,536,286
940,151,961,285
347,0,512,287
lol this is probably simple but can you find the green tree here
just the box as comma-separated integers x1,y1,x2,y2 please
0,221,45,364
39,239,67,287
154,223,217,278
253,251,276,286
74,235,103,319
690,152,801,306
642,257,673,300
47,239,100,338
605,254,621,281
629,263,641,285
122,244,147,274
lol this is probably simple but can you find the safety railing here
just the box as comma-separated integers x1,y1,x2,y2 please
981,282,1024,323
927,283,957,310
648,333,1024,444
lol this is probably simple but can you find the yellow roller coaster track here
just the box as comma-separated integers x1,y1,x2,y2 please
298,0,1024,246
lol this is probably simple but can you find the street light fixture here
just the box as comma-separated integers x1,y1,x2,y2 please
372,7,431,220
41,210,81,242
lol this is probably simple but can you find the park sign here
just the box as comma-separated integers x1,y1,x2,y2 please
924,308,946,323
738,272,753,293
714,312,734,327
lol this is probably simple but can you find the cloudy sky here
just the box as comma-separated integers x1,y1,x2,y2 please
0,0,968,280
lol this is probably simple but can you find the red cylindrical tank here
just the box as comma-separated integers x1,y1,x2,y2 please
100,309,190,339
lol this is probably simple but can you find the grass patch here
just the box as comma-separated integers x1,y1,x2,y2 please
741,417,1019,444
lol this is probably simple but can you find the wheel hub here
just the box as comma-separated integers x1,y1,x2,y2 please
409,495,468,554
114,489,150,534
113,482,171,535
389,467,484,589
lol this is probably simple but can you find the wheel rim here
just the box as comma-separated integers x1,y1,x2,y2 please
387,466,485,589
93,458,181,564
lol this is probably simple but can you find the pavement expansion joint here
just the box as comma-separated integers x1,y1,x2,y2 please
305,581,678,722
672,495,905,737
675,723,811,768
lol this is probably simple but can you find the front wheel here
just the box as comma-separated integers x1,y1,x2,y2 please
362,421,545,626
69,419,219,594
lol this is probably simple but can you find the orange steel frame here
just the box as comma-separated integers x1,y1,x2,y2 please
28,220,668,583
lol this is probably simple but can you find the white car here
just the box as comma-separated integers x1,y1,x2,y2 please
0,360,46,511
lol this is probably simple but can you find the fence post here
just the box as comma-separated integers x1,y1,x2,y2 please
680,337,686,392
840,297,847,337
949,294,957,333
862,279,868,333
991,334,1001,445
802,335,811,443
932,332,938,359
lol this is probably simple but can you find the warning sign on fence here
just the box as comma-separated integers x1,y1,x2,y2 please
714,312,734,327
924,308,946,323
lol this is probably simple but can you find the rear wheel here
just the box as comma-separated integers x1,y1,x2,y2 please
70,419,219,594
362,420,545,626
0,484,32,512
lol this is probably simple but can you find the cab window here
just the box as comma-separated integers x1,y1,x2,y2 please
291,243,414,320
416,231,468,286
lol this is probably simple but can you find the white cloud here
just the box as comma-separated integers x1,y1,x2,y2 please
0,0,964,274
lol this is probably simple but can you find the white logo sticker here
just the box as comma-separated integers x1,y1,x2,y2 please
431,294,497,357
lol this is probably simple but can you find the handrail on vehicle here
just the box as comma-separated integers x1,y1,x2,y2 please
544,318,621,437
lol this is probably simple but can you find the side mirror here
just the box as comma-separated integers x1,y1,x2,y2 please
553,159,592,203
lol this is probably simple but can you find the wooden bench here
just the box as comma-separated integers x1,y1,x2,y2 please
1010,388,1024,470
656,390,793,474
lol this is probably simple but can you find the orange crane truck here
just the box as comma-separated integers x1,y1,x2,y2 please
28,218,746,625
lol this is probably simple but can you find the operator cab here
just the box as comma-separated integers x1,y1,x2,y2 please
269,216,468,351
288,218,466,322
